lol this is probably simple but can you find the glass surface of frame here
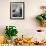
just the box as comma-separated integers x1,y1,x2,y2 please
10,2,24,19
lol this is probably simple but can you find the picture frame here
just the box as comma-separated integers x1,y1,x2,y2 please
10,2,24,19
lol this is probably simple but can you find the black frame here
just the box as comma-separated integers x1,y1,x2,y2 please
10,2,25,20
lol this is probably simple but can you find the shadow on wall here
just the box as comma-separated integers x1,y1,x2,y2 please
30,16,40,27
0,26,5,35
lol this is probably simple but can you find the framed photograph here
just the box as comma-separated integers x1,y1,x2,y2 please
10,2,24,19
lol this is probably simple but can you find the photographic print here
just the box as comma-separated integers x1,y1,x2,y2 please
10,2,24,19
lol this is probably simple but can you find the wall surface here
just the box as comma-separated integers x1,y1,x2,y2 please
0,0,46,40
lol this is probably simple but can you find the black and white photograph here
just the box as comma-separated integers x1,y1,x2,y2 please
10,2,24,19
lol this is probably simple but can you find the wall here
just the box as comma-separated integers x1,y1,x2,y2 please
0,0,46,38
